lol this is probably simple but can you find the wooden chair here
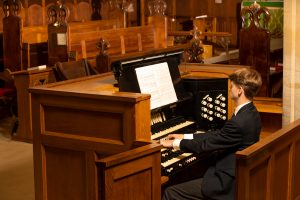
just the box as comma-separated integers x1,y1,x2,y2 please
54,59,98,81
239,2,271,97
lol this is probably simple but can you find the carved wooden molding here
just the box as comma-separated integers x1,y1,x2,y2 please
2,0,22,17
241,1,270,30
96,38,110,56
47,0,69,26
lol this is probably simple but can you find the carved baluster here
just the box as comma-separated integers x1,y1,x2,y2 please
47,1,69,66
47,0,69,27
96,38,111,73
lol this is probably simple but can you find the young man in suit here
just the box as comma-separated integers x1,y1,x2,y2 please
161,68,262,200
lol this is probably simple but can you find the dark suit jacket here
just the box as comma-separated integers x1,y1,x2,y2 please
180,102,261,200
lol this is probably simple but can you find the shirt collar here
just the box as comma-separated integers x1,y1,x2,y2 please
235,101,251,115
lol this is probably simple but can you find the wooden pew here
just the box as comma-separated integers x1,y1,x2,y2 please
63,15,170,73
68,19,123,34
47,18,122,66
3,17,122,72
2,0,123,71
236,118,300,200
67,25,159,72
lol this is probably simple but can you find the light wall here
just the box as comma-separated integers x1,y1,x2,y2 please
283,0,300,125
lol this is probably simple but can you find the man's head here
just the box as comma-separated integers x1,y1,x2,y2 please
229,68,262,101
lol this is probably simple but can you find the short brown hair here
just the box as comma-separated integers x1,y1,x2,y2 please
229,68,262,100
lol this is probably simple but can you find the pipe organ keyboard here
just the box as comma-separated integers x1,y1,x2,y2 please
150,110,199,176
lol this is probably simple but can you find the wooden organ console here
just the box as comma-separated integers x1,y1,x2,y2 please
29,49,231,199
111,50,228,181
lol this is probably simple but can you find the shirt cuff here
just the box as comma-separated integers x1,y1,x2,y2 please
184,134,194,140
172,139,182,150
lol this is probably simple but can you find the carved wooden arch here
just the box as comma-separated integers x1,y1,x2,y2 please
241,2,270,30
77,1,91,21
2,0,22,17
27,3,43,26
47,1,69,26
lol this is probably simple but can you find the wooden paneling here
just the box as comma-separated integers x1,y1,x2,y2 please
249,160,268,200
45,147,87,200
30,74,161,199
97,148,161,200
236,119,300,200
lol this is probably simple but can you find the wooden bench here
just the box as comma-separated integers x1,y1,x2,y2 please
69,25,153,59
47,17,122,66
2,0,123,71
236,118,300,200
67,25,158,71
66,15,175,73
3,18,122,71
68,19,123,34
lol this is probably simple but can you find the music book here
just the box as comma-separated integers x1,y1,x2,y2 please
135,62,178,110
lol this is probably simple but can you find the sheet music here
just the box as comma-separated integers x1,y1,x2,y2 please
135,62,178,109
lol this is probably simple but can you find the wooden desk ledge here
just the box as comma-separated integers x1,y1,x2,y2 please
253,97,283,114
96,142,162,167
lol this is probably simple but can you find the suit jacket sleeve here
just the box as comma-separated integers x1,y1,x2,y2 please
180,119,242,154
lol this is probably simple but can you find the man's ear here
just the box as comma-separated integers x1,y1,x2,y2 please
238,87,243,97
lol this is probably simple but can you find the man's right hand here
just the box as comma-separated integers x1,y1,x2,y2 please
166,134,184,140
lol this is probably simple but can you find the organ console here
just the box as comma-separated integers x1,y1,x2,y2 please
111,49,229,181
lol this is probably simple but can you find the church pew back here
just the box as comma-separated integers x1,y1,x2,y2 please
22,25,48,44
68,25,157,61
68,19,122,34
236,118,300,200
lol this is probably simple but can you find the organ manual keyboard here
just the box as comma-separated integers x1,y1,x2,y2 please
112,49,228,180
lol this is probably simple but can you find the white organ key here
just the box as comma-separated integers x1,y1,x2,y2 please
151,120,195,140
158,114,162,123
162,113,166,121
161,153,192,168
